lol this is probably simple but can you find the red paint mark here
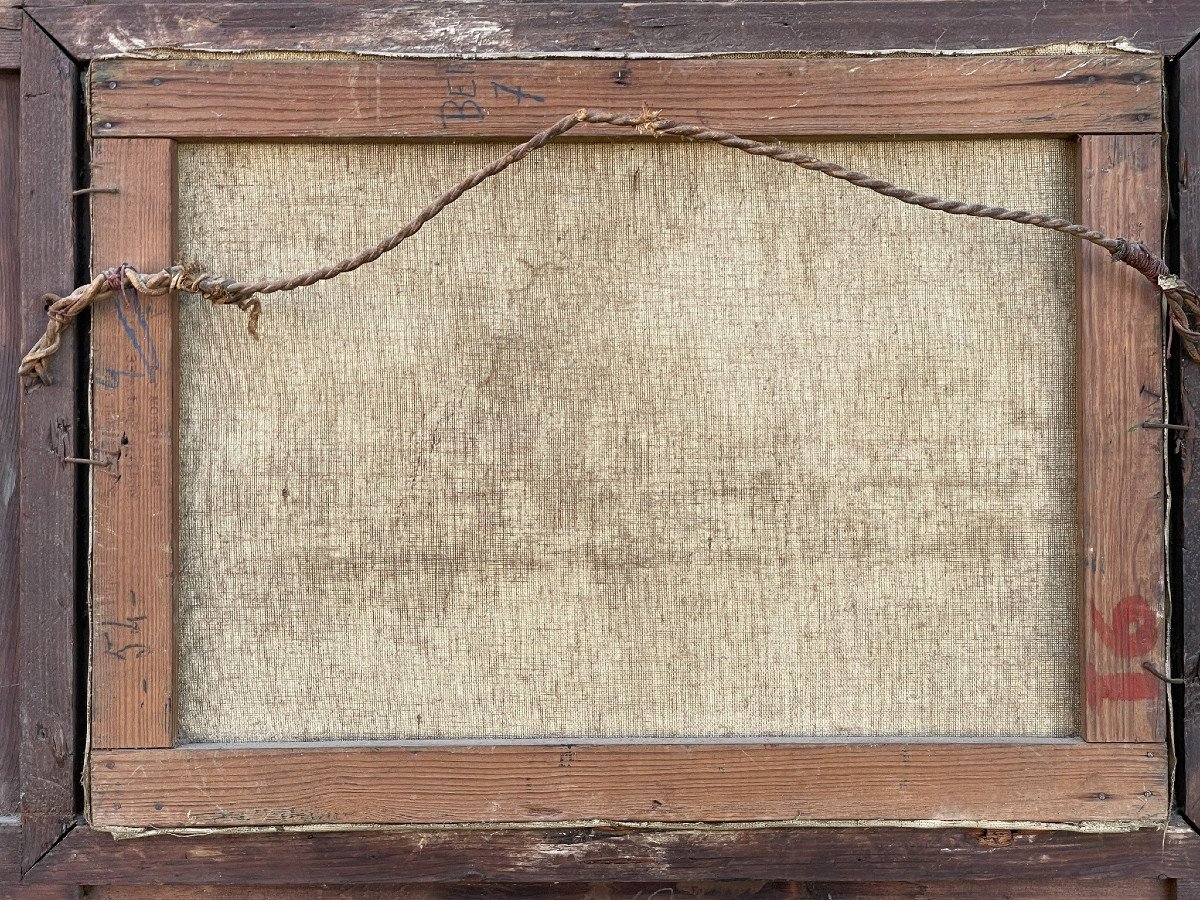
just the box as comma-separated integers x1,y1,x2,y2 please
1086,595,1160,707
1085,663,1159,704
1090,595,1158,657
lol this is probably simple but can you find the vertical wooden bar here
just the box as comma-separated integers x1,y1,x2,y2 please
1079,134,1167,742
89,139,176,750
18,15,79,873
1176,43,1200,824
0,72,20,817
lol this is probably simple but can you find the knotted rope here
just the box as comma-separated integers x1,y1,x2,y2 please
20,107,1200,384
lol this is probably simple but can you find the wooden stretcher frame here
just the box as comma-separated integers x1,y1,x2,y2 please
80,52,1172,830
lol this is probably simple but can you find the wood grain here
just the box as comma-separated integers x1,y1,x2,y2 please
28,820,1200,885
1078,136,1167,742
90,140,177,750
27,1,1200,60
0,74,18,817
0,9,19,71
1,824,76,899
1178,42,1200,829
0,885,78,899
88,55,1162,140
18,16,80,875
77,879,1174,899
89,741,1168,828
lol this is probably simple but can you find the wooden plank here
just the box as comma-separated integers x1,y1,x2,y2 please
0,823,16,895
0,9,20,71
1180,46,1200,830
77,880,1174,899
0,73,18,817
89,55,1162,139
1175,40,1200,831
28,820,1200,885
2,824,78,900
89,742,1168,828
18,16,79,875
1179,40,1200,828
27,1,1200,60
0,886,78,900
1078,135,1167,742
90,139,177,751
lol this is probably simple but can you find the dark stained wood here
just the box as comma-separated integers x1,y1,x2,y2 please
88,55,1163,139
78,879,1175,899
0,73,18,817
3,824,71,898
0,885,77,900
89,742,1168,828
89,140,177,751
27,821,1200,884
1078,135,1167,742
0,9,19,71
0,823,17,893
1176,41,1200,832
2,823,79,898
18,16,80,876
26,1,1200,60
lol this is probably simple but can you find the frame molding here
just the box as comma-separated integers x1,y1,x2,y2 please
1176,34,1200,832
8,0,1200,891
25,1,1200,62
22,818,1200,885
17,15,80,876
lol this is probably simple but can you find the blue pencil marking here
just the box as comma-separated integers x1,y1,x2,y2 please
129,291,161,375
113,291,157,384
94,367,144,390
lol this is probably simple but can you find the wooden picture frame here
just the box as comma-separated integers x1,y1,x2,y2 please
12,1,1200,894
80,53,1168,831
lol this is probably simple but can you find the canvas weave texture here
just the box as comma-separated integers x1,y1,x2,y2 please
175,137,1079,741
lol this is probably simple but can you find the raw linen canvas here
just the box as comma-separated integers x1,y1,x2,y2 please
172,136,1079,742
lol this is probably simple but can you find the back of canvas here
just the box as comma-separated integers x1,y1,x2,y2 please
172,137,1079,742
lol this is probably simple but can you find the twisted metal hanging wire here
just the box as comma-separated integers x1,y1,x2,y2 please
20,107,1200,384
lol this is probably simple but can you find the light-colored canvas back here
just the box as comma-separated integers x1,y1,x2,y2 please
173,137,1079,742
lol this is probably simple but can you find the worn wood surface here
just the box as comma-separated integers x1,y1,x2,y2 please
89,55,1163,139
18,17,80,876
77,879,1176,899
27,1,1200,60
28,821,1200,884
1078,135,1167,742
2,822,78,898
0,9,19,70
0,73,18,818
89,742,1168,828
89,140,177,751
0,885,77,900
1177,41,1200,831
0,824,16,895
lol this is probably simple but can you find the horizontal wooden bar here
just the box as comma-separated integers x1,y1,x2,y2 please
89,742,1169,828
27,820,1200,885
30,2,1200,60
89,55,1163,139
78,879,1178,900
